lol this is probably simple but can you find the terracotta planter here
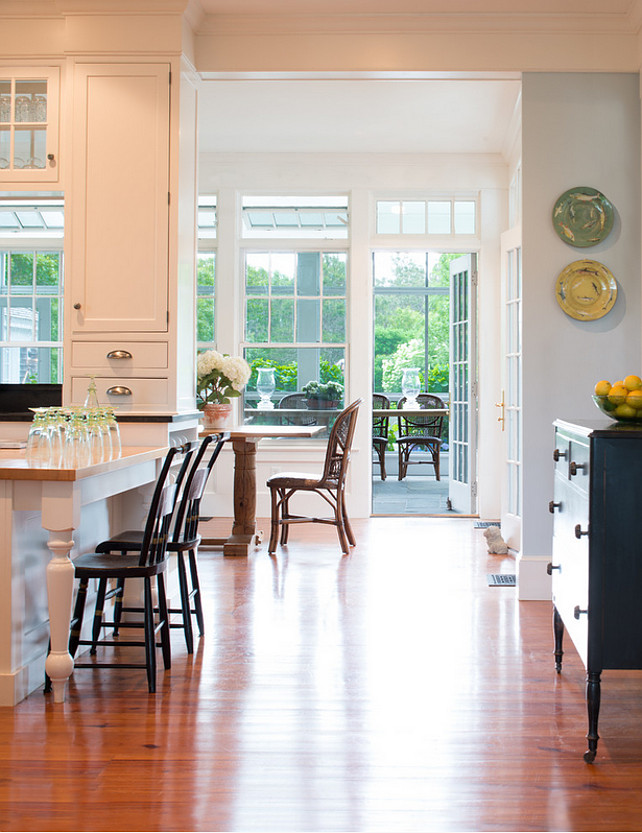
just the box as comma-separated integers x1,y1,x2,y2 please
201,402,233,430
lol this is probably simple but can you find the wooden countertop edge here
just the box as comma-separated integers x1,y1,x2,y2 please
0,446,168,481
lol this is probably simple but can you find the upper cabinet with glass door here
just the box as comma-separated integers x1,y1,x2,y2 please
0,68,60,183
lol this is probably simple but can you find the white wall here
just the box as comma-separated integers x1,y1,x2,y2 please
520,72,641,598
199,150,509,519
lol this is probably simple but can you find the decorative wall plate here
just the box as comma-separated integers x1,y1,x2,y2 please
555,259,617,320
552,186,614,247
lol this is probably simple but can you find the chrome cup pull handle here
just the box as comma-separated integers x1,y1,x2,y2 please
106,385,132,396
106,350,133,360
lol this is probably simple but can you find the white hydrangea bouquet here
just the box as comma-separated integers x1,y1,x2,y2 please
196,349,251,407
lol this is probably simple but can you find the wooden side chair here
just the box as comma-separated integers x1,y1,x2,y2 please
93,432,229,654
372,393,390,480
66,443,188,693
267,398,362,555
396,394,446,481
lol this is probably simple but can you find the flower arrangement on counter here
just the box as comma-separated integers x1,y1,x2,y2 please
196,349,251,407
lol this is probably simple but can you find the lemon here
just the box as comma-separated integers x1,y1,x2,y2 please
626,389,642,409
616,403,637,418
594,380,611,396
613,380,625,388
624,375,642,391
608,384,629,405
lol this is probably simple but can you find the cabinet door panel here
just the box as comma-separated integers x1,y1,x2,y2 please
71,64,169,333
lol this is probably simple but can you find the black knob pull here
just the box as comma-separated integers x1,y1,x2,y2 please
553,448,567,461
574,605,588,620
547,562,561,575
574,524,588,539
549,500,561,514
569,461,586,476
73,302,81,310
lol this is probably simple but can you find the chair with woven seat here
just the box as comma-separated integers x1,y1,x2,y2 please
66,443,188,693
267,399,361,555
396,394,446,481
277,392,317,426
93,432,228,654
372,393,390,480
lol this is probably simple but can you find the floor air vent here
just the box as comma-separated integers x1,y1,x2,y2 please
475,521,501,529
487,574,516,587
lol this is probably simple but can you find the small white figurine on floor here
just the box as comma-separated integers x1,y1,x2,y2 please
483,525,509,555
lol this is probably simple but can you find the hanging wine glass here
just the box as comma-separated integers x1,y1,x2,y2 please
401,368,421,407
256,367,276,410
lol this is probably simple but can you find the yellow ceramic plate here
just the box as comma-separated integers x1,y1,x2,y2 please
555,259,617,321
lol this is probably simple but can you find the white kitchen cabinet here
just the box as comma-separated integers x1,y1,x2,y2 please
69,63,170,335
0,66,60,183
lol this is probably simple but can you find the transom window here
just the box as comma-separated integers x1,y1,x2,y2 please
242,195,349,240
376,198,477,236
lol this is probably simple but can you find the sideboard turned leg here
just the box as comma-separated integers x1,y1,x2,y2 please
553,605,564,673
584,670,601,763
44,532,76,703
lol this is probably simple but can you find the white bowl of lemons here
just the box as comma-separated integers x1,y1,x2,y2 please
593,375,642,422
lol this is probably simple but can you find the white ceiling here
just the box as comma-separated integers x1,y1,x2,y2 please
198,76,522,155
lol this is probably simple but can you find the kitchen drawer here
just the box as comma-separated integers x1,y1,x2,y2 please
71,341,168,370
71,376,169,411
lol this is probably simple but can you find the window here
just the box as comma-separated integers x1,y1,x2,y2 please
0,198,64,383
376,198,477,236
197,197,216,349
242,250,347,433
373,251,461,400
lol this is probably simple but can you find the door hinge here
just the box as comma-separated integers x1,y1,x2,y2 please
472,481,478,499
168,192,171,205
166,310,169,325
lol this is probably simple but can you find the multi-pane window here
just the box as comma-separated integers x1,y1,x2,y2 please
376,199,477,236
243,250,347,429
373,251,458,399
197,196,216,349
0,249,63,382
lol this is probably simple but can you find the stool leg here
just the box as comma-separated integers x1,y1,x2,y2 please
143,577,157,693
156,573,171,670
176,551,194,653
268,486,280,554
90,578,107,654
188,547,205,637
69,579,88,658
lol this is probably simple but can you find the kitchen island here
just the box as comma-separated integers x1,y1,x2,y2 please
0,445,169,706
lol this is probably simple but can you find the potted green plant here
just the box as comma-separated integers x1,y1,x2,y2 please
302,380,344,410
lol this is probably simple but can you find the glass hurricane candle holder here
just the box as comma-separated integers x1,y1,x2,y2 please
401,368,421,406
256,367,276,410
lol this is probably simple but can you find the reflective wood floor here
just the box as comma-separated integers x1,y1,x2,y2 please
2,517,642,832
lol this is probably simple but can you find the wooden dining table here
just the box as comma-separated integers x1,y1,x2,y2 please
200,424,324,556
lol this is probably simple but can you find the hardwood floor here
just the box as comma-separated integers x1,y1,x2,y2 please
2,517,642,832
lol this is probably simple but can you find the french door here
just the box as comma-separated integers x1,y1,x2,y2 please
499,227,522,549
448,254,477,513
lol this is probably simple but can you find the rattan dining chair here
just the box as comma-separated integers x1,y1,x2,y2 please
267,399,361,555
277,392,318,426
372,393,390,480
93,432,229,654
396,394,446,481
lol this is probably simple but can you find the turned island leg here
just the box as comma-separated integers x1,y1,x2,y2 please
44,530,75,703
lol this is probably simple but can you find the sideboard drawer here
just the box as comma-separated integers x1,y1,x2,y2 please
71,376,169,411
71,341,168,371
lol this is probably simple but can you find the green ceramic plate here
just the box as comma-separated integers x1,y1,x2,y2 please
552,186,614,247
555,259,617,321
